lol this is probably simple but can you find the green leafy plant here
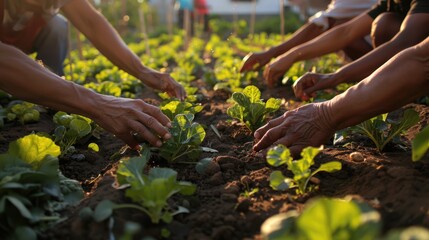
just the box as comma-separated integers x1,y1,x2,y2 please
156,113,206,162
81,147,196,225
267,145,341,195
52,111,94,156
160,100,203,120
351,109,420,152
227,85,281,132
412,125,429,161
0,134,84,240
6,101,40,125
260,196,381,240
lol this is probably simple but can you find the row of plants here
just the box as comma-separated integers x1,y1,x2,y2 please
1,30,428,239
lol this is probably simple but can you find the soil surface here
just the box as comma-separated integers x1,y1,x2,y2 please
2,82,429,240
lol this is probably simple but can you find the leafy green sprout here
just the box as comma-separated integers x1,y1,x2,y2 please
80,147,196,225
267,145,341,195
351,109,420,152
412,125,429,161
227,85,281,132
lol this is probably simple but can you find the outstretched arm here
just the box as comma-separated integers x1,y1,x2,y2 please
0,42,173,149
263,13,373,87
61,0,186,100
254,37,429,156
240,22,326,72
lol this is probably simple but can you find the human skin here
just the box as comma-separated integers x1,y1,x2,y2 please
253,37,429,157
291,12,429,100
61,0,186,100
0,42,172,149
240,18,371,74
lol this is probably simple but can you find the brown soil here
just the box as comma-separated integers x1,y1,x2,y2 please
2,83,429,240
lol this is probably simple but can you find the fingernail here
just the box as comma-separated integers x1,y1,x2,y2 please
163,132,171,139
155,140,162,147
254,132,260,139
166,122,172,128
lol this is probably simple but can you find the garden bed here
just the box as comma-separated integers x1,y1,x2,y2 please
2,81,428,240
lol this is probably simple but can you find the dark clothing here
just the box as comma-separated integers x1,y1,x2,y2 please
368,0,429,19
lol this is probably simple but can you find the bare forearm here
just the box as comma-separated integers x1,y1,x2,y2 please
324,39,429,130
278,14,372,65
0,44,102,119
62,0,150,81
267,22,325,59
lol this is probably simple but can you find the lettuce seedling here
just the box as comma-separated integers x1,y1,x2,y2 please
351,108,419,152
267,145,341,195
86,147,196,225
156,113,206,162
0,134,83,239
6,101,40,125
261,196,381,240
227,85,281,132
161,100,203,120
412,125,429,161
52,111,94,156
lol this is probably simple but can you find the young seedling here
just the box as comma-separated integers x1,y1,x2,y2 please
52,111,96,156
261,196,382,240
160,99,203,120
227,85,281,132
156,113,206,163
6,101,40,125
351,108,419,152
0,134,83,239
267,145,341,195
81,147,196,225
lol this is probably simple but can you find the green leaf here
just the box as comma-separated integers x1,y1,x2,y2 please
267,145,293,167
14,226,37,240
313,161,342,175
232,92,251,107
69,119,92,138
6,196,33,220
88,143,99,152
8,134,61,166
412,125,429,161
269,171,293,191
265,98,281,113
296,198,380,240
243,85,261,103
260,212,299,240
94,200,116,222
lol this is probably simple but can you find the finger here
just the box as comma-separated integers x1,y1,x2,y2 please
254,114,287,140
173,83,187,101
137,111,171,140
128,118,165,147
253,122,289,152
141,102,172,129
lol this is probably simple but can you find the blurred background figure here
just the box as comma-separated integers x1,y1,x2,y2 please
194,0,210,34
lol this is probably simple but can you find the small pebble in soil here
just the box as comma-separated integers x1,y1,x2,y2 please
71,153,85,161
349,151,364,162
207,172,224,186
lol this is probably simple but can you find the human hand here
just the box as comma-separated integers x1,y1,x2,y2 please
253,103,335,157
293,72,335,101
141,69,187,101
240,52,272,72
263,56,294,88
93,95,172,149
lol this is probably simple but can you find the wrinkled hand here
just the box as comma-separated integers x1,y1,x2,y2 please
253,103,335,157
263,56,294,88
93,95,172,149
141,69,187,101
293,72,335,101
240,52,272,73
